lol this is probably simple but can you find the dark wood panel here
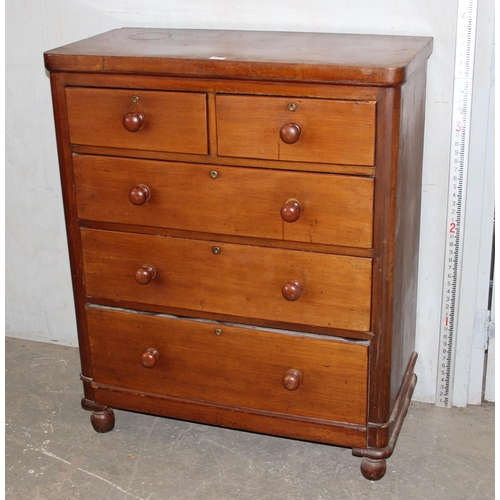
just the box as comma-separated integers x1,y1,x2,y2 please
94,386,368,448
367,86,401,435
390,63,428,411
367,63,429,448
48,73,96,400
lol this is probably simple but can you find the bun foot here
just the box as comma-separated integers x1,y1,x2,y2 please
81,397,115,433
90,407,115,433
360,457,387,481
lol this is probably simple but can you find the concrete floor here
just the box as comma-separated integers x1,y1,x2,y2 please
5,337,494,499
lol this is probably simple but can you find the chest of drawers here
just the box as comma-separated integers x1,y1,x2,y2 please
45,28,432,480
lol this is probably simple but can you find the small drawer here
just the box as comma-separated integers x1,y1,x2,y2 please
73,155,374,249
216,95,376,166
87,307,369,424
81,229,372,332
65,87,208,155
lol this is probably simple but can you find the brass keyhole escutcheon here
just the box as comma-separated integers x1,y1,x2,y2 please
212,246,221,254
210,170,219,179
287,102,297,112
131,95,139,103
214,328,222,336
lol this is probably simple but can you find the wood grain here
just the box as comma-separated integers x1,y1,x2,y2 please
87,306,369,424
65,87,208,154
44,28,433,87
73,155,374,249
216,95,376,166
81,229,373,332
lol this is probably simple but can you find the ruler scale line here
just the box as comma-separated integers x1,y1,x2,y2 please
435,0,478,408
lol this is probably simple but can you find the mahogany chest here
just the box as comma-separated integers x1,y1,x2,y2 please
44,28,432,480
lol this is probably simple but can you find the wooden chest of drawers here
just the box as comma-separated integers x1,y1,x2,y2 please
45,28,432,480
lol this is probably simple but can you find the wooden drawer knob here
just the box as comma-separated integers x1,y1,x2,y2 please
135,264,156,285
281,200,301,222
280,123,301,144
282,369,302,391
123,111,145,132
282,280,302,301
140,348,159,368
129,184,150,205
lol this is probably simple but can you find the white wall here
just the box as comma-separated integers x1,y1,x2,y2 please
6,0,485,404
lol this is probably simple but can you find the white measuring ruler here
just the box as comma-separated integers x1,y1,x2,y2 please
435,0,478,408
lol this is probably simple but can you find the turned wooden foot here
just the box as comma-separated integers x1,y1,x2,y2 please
81,397,115,433
352,355,418,480
360,457,387,481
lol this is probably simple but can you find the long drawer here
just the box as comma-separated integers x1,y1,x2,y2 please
65,87,208,154
87,306,369,424
216,95,376,166
81,229,372,332
74,155,374,249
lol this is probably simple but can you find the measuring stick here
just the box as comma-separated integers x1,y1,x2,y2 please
435,0,478,408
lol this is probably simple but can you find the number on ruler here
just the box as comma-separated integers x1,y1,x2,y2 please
436,0,478,408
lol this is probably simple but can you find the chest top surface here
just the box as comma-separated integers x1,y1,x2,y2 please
44,28,433,86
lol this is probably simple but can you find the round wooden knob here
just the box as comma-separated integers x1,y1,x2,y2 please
281,200,301,222
282,280,302,301
280,123,301,144
123,111,145,132
129,185,150,205
282,369,302,391
140,348,159,368
135,264,156,285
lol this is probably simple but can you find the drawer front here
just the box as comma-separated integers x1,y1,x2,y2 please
87,307,369,424
65,87,208,154
74,155,374,249
81,229,372,332
216,95,376,166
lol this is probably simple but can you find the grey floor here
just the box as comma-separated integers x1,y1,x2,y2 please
5,337,495,499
